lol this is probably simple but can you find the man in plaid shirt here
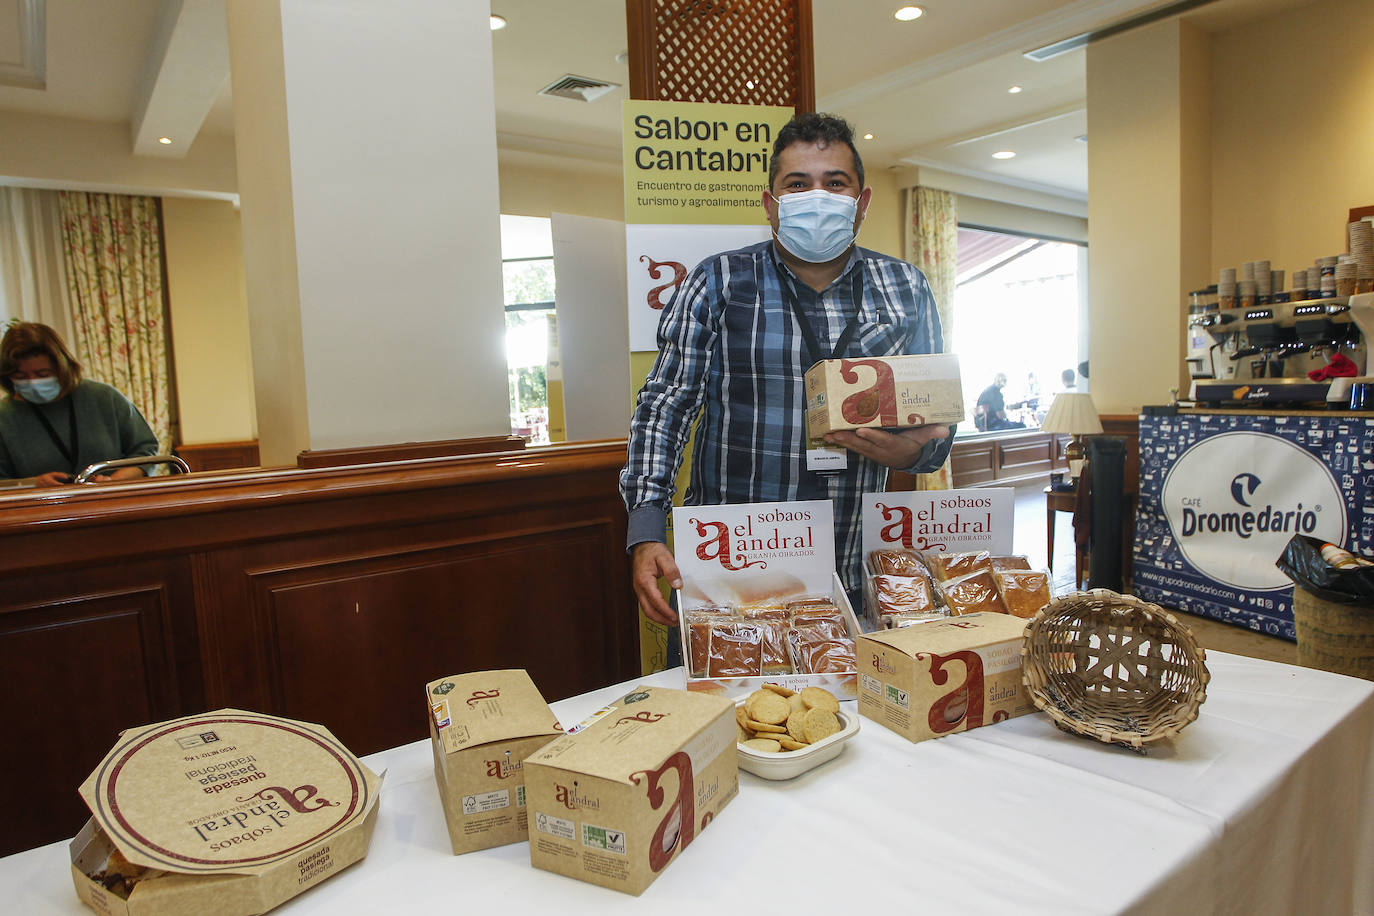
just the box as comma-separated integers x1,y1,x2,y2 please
620,113,955,632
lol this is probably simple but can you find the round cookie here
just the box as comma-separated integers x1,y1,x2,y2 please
801,707,841,744
786,709,808,743
741,737,782,753
746,690,791,725
778,736,808,751
801,686,840,713
745,719,787,733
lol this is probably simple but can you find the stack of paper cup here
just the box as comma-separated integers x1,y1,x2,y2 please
1350,220,1374,292
1239,278,1257,308
1219,267,1237,307
1293,267,1308,300
1255,259,1272,302
1336,258,1357,297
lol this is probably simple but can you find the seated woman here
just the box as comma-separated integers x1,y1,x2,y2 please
0,322,159,487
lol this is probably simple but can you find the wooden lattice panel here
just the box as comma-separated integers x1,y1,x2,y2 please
627,0,815,112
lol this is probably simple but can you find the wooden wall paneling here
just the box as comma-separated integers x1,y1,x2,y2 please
242,520,627,756
0,442,638,853
176,440,261,472
0,579,186,856
183,459,638,724
996,436,1054,480
950,440,997,486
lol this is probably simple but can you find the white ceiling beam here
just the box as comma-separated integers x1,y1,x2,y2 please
938,104,1086,149
131,0,229,158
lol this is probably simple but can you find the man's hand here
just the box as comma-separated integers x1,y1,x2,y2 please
825,424,950,470
32,471,74,488
631,541,682,626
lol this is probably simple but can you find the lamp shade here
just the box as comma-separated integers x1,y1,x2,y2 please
1040,392,1103,436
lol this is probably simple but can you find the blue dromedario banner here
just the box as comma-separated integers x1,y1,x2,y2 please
1133,412,1373,640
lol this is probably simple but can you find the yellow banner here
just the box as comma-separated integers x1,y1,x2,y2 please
623,100,795,226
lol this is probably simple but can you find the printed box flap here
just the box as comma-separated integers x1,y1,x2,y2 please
861,612,1030,655
861,488,1015,557
426,669,564,753
78,709,381,877
672,499,835,610
527,685,732,784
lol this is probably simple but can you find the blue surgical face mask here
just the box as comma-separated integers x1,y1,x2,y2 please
13,377,62,404
773,188,860,263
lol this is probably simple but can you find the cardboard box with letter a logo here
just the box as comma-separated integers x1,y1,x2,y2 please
524,685,737,895
426,669,563,855
805,353,964,439
857,612,1034,743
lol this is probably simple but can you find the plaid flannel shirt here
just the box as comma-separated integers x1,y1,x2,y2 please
620,240,954,597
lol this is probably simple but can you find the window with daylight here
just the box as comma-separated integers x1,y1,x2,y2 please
501,215,556,445
951,226,1086,434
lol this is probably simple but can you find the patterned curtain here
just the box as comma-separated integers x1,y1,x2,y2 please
57,191,173,453
906,186,958,490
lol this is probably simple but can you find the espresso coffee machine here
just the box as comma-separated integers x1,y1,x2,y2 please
1188,292,1373,407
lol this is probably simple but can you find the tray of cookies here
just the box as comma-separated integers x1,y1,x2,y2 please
734,685,858,780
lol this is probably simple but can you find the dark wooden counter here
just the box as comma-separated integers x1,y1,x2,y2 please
0,441,638,856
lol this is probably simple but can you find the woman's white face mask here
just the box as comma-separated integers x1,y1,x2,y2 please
773,189,859,263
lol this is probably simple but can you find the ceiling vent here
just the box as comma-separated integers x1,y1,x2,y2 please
538,74,621,102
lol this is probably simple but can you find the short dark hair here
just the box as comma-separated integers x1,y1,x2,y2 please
0,322,83,397
768,112,865,190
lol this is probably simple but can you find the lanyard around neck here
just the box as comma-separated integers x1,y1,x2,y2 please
774,261,866,368
27,393,79,474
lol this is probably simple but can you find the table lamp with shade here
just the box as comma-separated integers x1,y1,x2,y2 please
1040,392,1103,480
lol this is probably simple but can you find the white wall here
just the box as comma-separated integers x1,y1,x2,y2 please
279,0,509,450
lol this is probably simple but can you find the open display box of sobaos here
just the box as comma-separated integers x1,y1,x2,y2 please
673,499,862,701
856,489,1053,628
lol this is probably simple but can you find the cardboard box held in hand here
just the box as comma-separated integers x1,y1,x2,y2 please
70,709,382,916
805,353,964,439
525,685,737,896
427,669,564,855
857,612,1035,743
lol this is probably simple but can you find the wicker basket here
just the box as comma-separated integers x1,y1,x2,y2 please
1292,587,1374,681
1021,590,1210,751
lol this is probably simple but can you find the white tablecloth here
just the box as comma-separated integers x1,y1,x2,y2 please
7,653,1372,915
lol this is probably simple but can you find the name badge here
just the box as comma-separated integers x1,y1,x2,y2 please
807,444,848,474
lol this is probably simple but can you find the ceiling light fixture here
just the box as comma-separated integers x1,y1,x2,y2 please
490,14,507,30
157,137,172,145
863,133,875,140
1008,85,1023,94
894,6,924,21
991,150,1016,159
746,79,755,89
